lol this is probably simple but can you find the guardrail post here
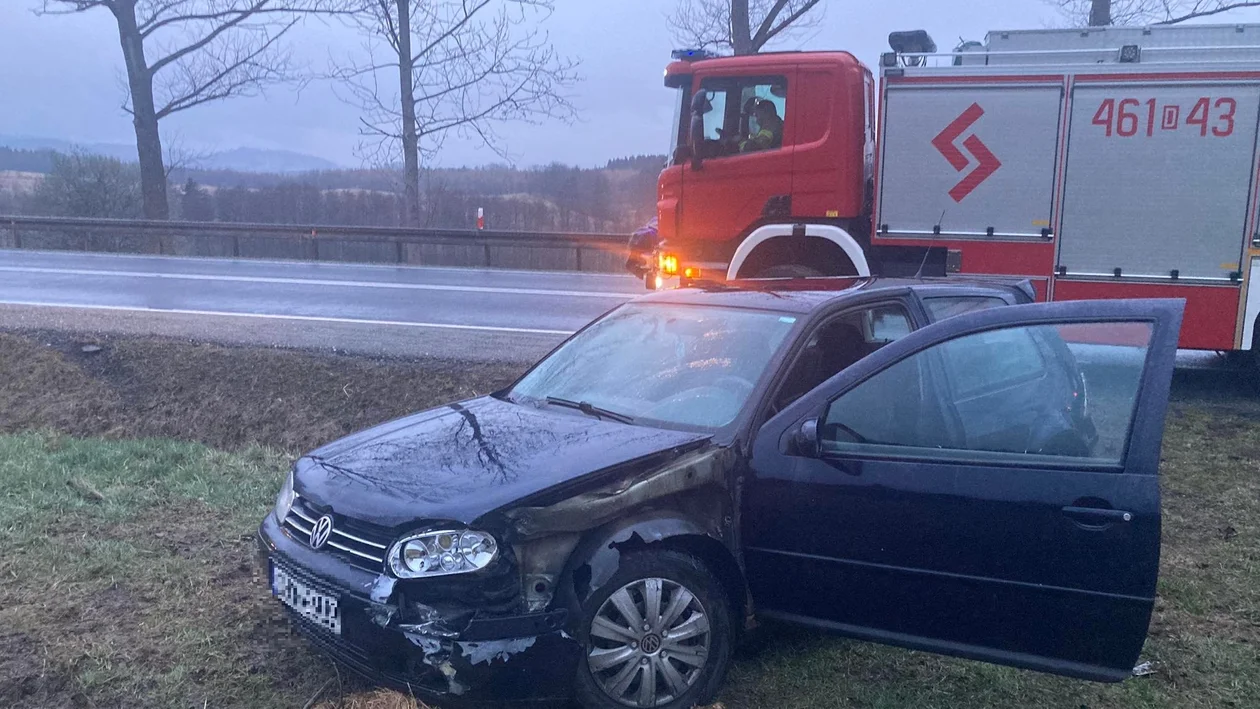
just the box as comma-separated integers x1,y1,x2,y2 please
575,245,583,272
395,240,404,264
8,219,18,249
232,233,240,258
484,243,492,268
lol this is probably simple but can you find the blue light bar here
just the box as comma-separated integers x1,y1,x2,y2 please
671,48,717,61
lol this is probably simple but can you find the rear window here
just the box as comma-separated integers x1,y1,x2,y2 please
940,327,1046,399
923,296,1007,322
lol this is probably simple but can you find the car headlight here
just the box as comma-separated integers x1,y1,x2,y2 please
273,469,296,523
388,530,498,579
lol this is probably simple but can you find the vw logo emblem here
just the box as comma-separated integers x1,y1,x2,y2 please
309,515,334,550
640,633,662,654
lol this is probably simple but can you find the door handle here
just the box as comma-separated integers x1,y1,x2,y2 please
1062,506,1132,528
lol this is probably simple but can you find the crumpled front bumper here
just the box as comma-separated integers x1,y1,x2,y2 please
257,513,582,704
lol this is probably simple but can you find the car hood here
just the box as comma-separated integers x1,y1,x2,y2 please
296,396,711,528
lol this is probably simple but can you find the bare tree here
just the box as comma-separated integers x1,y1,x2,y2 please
669,0,825,55
334,0,578,226
1052,0,1260,26
33,152,144,218
37,1,351,220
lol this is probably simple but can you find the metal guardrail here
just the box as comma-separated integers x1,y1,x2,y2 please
0,215,627,271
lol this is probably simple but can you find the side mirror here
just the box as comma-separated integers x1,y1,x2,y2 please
793,418,820,458
688,114,705,170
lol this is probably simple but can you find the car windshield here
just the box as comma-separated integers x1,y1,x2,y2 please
509,303,797,430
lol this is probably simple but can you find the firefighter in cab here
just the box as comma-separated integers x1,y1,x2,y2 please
741,99,783,153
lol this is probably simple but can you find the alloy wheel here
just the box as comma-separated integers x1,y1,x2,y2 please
587,577,712,708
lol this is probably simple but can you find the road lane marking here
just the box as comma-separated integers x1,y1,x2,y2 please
0,265,638,299
1,247,638,280
0,300,577,336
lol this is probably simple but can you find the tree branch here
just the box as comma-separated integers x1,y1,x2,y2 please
750,0,791,47
1048,0,1260,26
412,0,493,64
148,1,267,74
1158,1,1260,23
156,16,299,118
758,0,823,49
36,0,113,14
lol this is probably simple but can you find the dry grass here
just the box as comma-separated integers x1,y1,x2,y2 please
314,688,433,709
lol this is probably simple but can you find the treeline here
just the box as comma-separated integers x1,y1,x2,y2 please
0,147,57,173
0,149,663,233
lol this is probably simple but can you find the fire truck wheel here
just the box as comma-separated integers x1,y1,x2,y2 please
752,264,823,279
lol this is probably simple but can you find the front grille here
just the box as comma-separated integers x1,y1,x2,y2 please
283,495,390,571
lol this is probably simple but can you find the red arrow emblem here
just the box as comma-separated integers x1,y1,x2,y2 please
932,103,1002,202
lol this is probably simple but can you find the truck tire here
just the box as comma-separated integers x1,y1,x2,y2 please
573,550,733,709
750,264,824,279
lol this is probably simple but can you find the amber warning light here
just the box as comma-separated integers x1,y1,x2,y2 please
658,253,680,276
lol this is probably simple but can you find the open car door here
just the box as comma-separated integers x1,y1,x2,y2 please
745,298,1183,682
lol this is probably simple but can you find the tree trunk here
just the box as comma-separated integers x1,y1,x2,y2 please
730,0,754,55
113,0,169,220
396,0,421,227
1089,0,1112,26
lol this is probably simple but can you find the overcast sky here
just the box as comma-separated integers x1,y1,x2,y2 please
4,0,1260,169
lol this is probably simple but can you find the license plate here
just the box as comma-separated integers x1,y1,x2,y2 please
272,563,341,635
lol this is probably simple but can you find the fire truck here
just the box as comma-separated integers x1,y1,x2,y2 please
645,23,1260,353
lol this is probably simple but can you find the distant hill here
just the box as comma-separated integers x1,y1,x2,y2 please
192,147,341,173
0,135,341,174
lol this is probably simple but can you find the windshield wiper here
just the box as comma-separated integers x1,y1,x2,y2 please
544,396,636,425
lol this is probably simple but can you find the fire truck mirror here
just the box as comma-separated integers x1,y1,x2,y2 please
689,113,706,170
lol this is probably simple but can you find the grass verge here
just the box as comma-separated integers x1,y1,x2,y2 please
2,401,1258,708
0,332,1257,707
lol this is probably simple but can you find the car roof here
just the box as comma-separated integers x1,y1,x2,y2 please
632,277,1034,314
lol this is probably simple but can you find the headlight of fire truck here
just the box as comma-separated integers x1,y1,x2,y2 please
658,252,680,276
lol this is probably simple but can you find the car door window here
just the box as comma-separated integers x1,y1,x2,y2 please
773,304,911,412
822,321,1153,466
922,296,1007,322
941,326,1045,399
695,76,788,159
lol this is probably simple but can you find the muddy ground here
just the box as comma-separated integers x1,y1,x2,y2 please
0,330,525,454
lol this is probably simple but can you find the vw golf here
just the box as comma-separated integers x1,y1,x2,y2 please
258,278,1183,708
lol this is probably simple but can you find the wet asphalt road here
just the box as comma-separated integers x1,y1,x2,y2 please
0,248,1252,395
0,249,643,362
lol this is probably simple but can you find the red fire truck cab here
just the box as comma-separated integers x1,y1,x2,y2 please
652,24,1260,354
657,49,880,280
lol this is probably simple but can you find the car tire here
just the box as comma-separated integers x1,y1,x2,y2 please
573,550,733,709
752,264,823,279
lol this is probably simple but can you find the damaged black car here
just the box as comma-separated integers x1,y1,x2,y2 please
258,278,1184,708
